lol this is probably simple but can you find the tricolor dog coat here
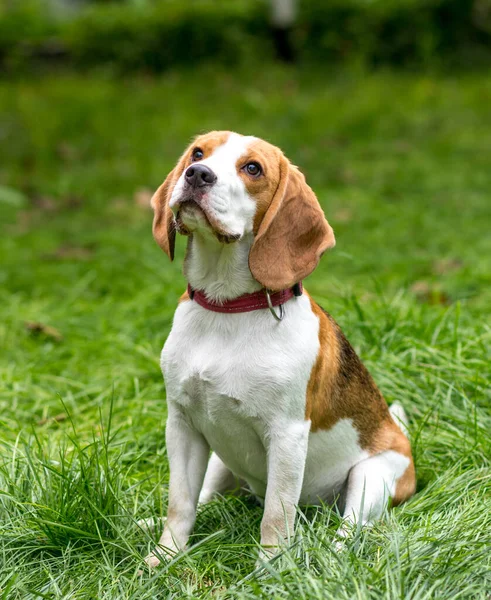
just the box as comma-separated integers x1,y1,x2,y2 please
144,131,416,567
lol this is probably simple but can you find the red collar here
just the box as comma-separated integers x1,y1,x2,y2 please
187,282,303,314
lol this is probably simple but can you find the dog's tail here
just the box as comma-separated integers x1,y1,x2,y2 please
389,402,409,437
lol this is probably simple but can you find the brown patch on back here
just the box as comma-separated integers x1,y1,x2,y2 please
306,296,416,503
306,297,391,450
305,298,340,431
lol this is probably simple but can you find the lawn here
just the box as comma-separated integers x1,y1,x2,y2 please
0,66,490,599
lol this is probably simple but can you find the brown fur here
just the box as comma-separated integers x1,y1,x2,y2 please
236,140,284,234
192,131,230,159
306,297,391,449
151,170,179,260
375,421,416,504
306,297,415,503
394,463,417,504
248,157,335,292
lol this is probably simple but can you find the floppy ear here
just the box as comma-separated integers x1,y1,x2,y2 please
151,168,177,261
249,157,335,291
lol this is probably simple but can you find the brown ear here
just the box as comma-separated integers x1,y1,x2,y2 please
249,158,335,291
151,168,177,260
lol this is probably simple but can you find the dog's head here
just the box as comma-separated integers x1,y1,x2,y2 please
152,131,335,291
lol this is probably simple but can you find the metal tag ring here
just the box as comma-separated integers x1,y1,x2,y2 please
265,290,285,322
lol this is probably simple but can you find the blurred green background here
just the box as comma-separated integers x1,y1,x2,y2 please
0,1,490,598
2,0,491,72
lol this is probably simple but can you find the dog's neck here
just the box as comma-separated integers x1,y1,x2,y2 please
184,233,262,302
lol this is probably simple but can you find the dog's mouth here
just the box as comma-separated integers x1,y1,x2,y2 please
174,198,208,235
174,199,240,244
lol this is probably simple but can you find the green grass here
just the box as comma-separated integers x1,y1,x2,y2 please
0,65,490,598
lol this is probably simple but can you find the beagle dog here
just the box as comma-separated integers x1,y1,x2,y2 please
145,131,415,567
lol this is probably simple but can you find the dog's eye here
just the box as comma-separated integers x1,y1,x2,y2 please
244,162,262,177
191,148,204,162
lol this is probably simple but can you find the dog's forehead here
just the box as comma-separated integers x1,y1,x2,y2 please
192,131,231,155
191,132,281,167
193,131,254,164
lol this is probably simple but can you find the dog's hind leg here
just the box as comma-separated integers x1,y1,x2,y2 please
336,429,415,546
198,452,243,504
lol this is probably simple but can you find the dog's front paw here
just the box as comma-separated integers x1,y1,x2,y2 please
334,523,354,552
139,543,179,574
258,544,276,562
255,542,282,570
144,551,163,569
255,545,296,573
137,551,162,575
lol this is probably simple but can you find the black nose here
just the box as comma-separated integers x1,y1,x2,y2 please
185,164,217,188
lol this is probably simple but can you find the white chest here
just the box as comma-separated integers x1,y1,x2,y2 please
161,296,367,502
162,297,318,492
162,295,319,421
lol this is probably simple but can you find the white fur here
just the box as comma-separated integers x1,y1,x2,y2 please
185,234,262,302
335,449,410,549
198,452,241,505
162,294,320,499
342,450,410,525
301,419,369,504
144,135,411,566
389,402,409,437
171,133,262,302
